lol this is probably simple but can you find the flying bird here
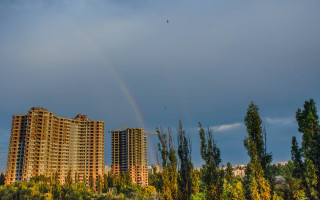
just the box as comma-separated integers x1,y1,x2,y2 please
167,19,169,23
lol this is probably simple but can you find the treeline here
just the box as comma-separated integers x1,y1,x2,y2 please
148,99,320,200
0,172,157,200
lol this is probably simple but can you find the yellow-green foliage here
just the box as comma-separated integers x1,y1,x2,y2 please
0,179,157,200
223,180,246,200
191,168,199,195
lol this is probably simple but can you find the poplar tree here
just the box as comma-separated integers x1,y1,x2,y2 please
191,164,199,196
223,162,246,200
103,174,108,193
296,99,320,199
177,120,193,200
53,172,58,183
198,122,224,200
243,102,273,200
157,127,178,200
96,174,102,193
65,170,72,187
75,171,78,184
291,136,313,199
0,174,5,185
82,174,87,186
226,162,233,183
244,102,272,173
89,173,94,191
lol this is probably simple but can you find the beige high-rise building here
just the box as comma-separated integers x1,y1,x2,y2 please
5,107,104,185
110,128,155,186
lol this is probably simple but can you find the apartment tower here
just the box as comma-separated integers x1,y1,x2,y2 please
111,128,155,186
5,107,104,185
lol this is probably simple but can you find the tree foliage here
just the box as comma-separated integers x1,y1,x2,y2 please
148,165,162,192
89,173,94,191
295,98,320,199
277,161,305,200
177,120,193,200
0,174,5,186
191,164,199,196
243,102,273,200
157,126,178,200
198,122,224,200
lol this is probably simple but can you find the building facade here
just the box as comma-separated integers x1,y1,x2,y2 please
110,128,149,186
5,107,104,185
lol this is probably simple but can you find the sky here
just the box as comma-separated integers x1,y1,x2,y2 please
0,0,320,172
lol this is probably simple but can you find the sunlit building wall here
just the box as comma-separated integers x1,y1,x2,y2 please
110,128,148,186
5,107,104,185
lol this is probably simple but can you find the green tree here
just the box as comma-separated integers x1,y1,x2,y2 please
191,164,199,196
223,179,246,200
223,162,246,200
74,171,79,184
244,103,272,173
148,165,162,192
51,182,62,199
82,174,87,186
0,174,5,186
226,162,234,183
291,136,312,199
89,173,94,191
296,99,320,199
53,172,58,183
177,120,193,200
65,170,72,187
198,122,224,200
96,174,102,193
103,174,108,193
277,161,305,200
243,102,273,200
157,126,178,200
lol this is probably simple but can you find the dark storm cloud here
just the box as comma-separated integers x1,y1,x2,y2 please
0,0,320,171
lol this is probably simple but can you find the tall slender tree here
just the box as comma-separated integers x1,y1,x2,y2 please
291,136,313,199
226,162,233,183
157,126,178,200
198,122,224,200
190,163,199,196
103,174,108,193
244,103,272,172
89,173,94,191
65,170,72,187
0,174,5,185
296,99,320,199
243,102,273,200
96,174,102,193
74,171,78,184
177,120,193,200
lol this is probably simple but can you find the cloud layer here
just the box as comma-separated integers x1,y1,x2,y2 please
0,0,320,170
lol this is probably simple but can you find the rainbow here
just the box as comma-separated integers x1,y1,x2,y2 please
64,17,157,164
63,16,146,129
83,38,146,129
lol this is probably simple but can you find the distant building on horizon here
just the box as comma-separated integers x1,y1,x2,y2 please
5,107,104,185
110,127,157,186
105,165,111,175
147,166,153,174
148,165,162,174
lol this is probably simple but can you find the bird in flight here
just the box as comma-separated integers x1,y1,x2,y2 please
167,19,169,23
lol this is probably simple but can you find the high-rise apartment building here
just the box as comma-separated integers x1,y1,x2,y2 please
5,107,104,185
110,128,155,186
